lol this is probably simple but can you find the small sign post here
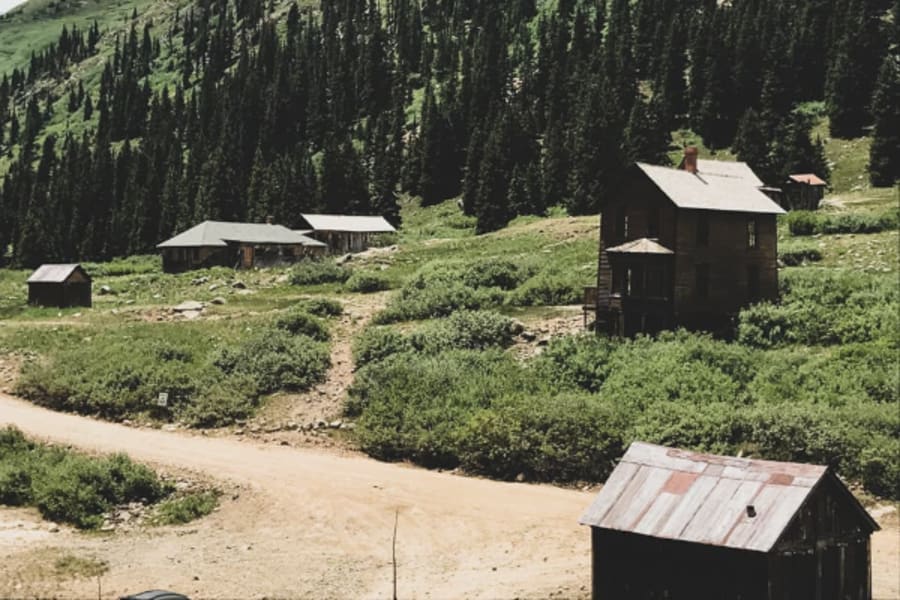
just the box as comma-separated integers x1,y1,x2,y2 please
156,392,169,408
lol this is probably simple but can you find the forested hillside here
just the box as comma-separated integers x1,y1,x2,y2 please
0,0,897,266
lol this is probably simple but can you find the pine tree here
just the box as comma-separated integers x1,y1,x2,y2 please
868,55,900,186
733,108,773,183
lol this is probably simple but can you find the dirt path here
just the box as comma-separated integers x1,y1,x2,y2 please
0,393,593,599
1,392,897,599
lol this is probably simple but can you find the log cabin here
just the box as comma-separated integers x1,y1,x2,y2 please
588,147,786,336
298,214,397,254
580,442,879,600
27,264,92,308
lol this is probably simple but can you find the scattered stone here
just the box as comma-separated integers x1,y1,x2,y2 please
537,337,551,347
210,297,227,305
340,422,356,431
99,285,114,295
73,312,82,318
173,300,204,313
191,276,210,286
181,310,202,320
275,274,290,284
336,254,353,265
521,331,537,342
515,473,526,483
232,281,247,289
49,525,60,533
209,283,221,292
237,289,255,296
329,420,343,429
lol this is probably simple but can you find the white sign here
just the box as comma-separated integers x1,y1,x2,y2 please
156,392,169,407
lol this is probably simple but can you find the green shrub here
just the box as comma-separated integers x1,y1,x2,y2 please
785,209,899,236
374,268,504,324
153,491,219,525
353,327,413,369
462,258,530,290
411,310,523,354
179,374,260,428
289,260,350,286
273,309,330,341
0,464,33,505
506,270,583,306
213,329,330,394
299,297,343,318
779,239,823,266
345,270,391,293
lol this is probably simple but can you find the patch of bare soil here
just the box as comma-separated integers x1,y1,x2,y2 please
0,353,23,393
512,306,587,359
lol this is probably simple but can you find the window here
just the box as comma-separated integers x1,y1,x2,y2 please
626,265,644,297
696,264,710,299
696,213,709,247
747,265,760,301
748,218,759,249
647,207,660,238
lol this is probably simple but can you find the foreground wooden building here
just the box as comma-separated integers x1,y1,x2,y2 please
157,221,326,273
298,214,396,254
580,442,879,600
588,147,786,336
27,264,92,308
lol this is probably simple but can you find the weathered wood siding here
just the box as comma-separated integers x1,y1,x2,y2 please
672,209,778,328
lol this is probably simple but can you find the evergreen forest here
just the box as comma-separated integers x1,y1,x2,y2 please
0,0,897,267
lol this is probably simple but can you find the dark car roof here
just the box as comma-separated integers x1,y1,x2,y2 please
120,591,190,600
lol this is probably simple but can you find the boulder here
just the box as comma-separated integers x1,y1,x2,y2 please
173,300,205,312
98,285,114,295
232,281,247,289
210,297,227,305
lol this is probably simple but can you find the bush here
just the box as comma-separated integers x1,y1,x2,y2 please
153,491,219,525
412,310,523,354
353,327,413,369
299,297,343,318
506,270,583,306
273,309,330,341
345,271,391,293
289,260,350,286
213,328,330,394
0,428,172,529
785,208,899,236
462,258,530,290
779,240,823,266
179,374,260,428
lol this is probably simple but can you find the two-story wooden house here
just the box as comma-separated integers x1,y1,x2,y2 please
590,147,785,336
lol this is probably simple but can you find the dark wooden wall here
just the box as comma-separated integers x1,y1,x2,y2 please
28,281,92,308
672,209,779,327
591,528,768,600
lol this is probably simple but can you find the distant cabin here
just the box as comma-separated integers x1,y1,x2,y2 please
298,214,396,254
27,264,92,308
586,147,786,336
157,221,327,273
580,442,879,600
783,173,827,211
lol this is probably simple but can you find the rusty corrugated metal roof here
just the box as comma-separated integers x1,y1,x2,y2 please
606,238,674,255
789,173,827,186
579,442,837,552
27,264,87,283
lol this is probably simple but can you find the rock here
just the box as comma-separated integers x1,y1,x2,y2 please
515,473,526,483
336,254,353,265
173,300,205,312
181,310,202,320
537,337,551,347
191,276,210,286
210,297,227,305
234,429,244,436
49,525,60,533
232,281,247,289
521,330,537,342
275,274,290,284
73,312,82,318
99,285,114,295
209,283,221,292
329,420,343,429
152,293,162,300
236,289,255,295
340,422,356,431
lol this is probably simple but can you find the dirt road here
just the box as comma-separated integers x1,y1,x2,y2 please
1,393,897,599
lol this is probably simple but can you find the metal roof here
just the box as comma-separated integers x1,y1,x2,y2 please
606,238,674,255
157,221,327,248
27,264,88,283
637,163,786,215
300,214,397,233
579,442,877,553
789,173,827,186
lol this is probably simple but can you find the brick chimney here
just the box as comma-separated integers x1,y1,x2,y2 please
683,146,699,174
265,215,274,225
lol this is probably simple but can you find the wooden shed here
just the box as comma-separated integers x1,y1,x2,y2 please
783,173,827,210
157,221,327,273
27,264,92,308
580,442,880,600
298,214,397,254
586,147,786,336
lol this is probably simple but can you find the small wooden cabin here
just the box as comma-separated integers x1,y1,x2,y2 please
299,214,396,254
157,221,327,273
783,173,827,210
580,442,880,600
588,147,786,336
27,264,92,308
